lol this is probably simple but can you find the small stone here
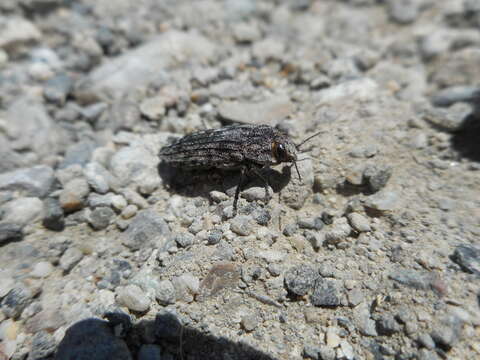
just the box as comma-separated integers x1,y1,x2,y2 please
376,314,402,336
59,178,90,213
283,223,298,237
353,302,377,336
298,216,324,230
88,193,115,208
230,215,253,236
365,191,399,211
207,229,223,245
0,223,23,246
88,206,115,230
431,319,462,351
324,218,352,246
59,247,83,272
209,191,229,203
363,164,392,193
318,346,336,360
27,330,56,360
111,195,127,212
30,261,54,278
422,103,471,132
0,165,54,198
174,232,195,248
59,140,97,169
347,213,371,232
451,245,480,275
431,85,479,107
121,210,170,250
42,198,65,231
1,285,33,319
418,333,436,350
156,280,176,306
241,186,270,202
252,208,271,225
347,288,364,307
340,340,355,360
284,265,318,296
326,327,341,348
386,0,419,24
140,96,166,121
121,204,138,219
80,102,108,122
172,274,200,302
1,197,44,226
44,73,73,105
311,279,342,307
303,345,320,359
83,162,111,194
252,38,285,61
116,285,150,312
241,314,258,332
233,22,261,43
0,17,41,52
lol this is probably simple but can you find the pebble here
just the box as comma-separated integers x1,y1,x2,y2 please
326,327,341,348
298,216,324,230
172,274,200,302
0,17,41,51
42,197,65,231
422,103,471,132
140,96,166,121
30,261,54,278
284,265,317,296
364,191,399,211
207,229,223,245
347,288,364,307
0,223,23,246
230,215,253,236
174,232,195,248
59,140,97,169
88,206,115,230
252,38,285,61
431,85,479,107
43,73,73,105
55,319,132,360
59,178,90,213
347,213,371,232
252,208,271,225
311,279,342,307
1,285,34,319
233,22,261,43
59,247,84,272
0,165,54,198
324,217,352,246
376,314,402,336
121,204,138,219
209,191,229,203
353,302,378,336
156,280,176,306
84,162,111,194
450,244,480,275
1,197,43,226
116,284,151,312
386,0,419,24
121,210,170,250
122,189,149,209
363,164,392,193
241,314,258,332
418,333,436,350
111,195,127,212
27,330,56,360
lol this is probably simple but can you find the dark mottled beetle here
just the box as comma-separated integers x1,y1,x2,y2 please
159,124,320,214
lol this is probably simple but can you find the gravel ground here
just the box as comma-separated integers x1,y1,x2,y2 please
0,1,479,359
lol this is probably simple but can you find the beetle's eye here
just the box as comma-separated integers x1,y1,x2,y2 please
276,143,287,161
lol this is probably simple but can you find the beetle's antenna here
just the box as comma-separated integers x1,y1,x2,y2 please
293,160,302,181
296,130,324,150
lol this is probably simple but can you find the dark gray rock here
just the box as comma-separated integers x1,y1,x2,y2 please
55,319,132,360
0,165,55,198
431,86,480,107
376,314,402,336
311,279,342,307
386,0,419,24
121,210,170,250
451,244,480,275
88,206,115,230
59,140,97,169
1,285,33,319
207,229,223,245
363,164,392,193
27,330,56,360
253,208,271,225
174,232,195,248
42,197,65,231
43,73,73,105
284,265,318,296
298,217,324,230
283,223,298,237
389,269,436,290
0,223,23,246
303,344,320,359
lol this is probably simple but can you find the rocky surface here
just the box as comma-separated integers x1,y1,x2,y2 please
0,0,479,359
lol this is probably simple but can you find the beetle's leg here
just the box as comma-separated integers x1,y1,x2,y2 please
233,166,246,217
250,166,272,204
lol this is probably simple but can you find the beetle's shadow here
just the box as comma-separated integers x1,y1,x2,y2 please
450,111,480,162
158,162,292,204
55,312,278,360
